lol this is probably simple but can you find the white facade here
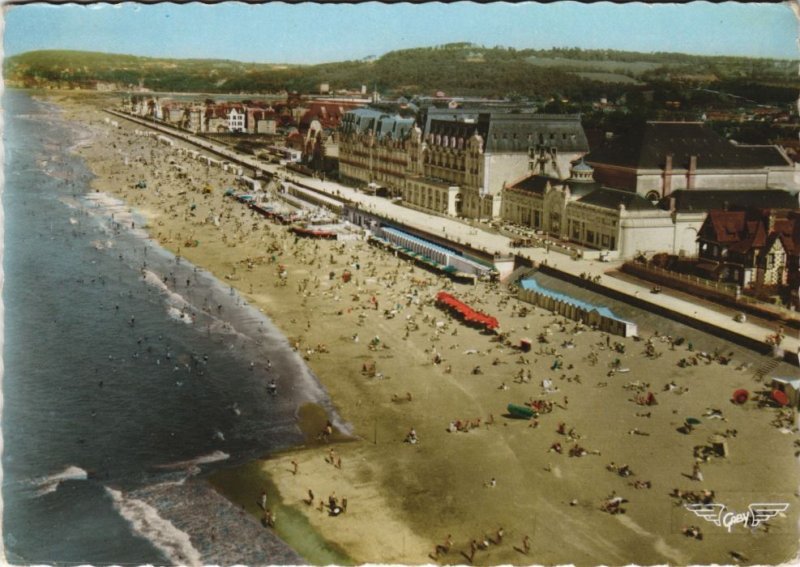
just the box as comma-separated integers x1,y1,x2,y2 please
228,108,246,133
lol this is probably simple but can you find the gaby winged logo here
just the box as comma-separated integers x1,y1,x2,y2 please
685,503,789,532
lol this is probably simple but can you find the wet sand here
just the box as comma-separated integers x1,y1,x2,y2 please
48,92,800,566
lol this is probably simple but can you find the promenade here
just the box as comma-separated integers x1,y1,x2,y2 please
106,109,800,358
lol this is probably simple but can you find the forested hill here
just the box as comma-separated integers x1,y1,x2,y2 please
5,45,798,104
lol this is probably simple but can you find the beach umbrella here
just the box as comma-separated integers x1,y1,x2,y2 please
685,417,701,425
732,389,749,404
771,389,789,407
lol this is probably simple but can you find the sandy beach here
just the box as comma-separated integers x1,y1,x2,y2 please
46,91,800,566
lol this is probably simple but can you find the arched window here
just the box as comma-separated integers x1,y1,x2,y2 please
645,190,660,204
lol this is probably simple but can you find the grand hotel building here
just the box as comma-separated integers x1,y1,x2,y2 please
338,107,589,220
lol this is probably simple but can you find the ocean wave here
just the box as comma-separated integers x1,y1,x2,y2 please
153,450,230,471
31,465,89,497
140,270,201,327
167,306,194,325
105,487,203,566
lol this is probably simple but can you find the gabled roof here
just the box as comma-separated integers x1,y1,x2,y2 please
584,121,791,170
299,101,363,130
701,208,800,254
704,210,750,244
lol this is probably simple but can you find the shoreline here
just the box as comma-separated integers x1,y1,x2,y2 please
46,90,800,566
207,454,354,566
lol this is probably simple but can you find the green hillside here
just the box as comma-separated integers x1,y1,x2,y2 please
5,45,798,105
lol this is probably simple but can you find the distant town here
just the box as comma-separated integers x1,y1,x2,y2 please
109,72,800,311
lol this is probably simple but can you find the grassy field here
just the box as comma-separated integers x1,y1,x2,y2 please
526,55,666,75
573,71,643,84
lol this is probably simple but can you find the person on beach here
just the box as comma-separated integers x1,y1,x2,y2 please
263,509,275,528
431,534,454,559
691,461,704,482
468,539,478,563
317,421,334,442
681,525,703,540
291,459,298,475
259,490,267,510
522,535,531,554
305,489,314,505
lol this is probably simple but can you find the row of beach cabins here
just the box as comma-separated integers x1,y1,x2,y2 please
132,128,264,192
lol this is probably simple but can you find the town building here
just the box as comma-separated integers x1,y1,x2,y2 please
295,100,366,170
338,106,589,219
503,160,672,258
697,207,800,302
502,160,800,260
338,108,418,195
583,121,797,201
245,107,278,135
227,107,246,133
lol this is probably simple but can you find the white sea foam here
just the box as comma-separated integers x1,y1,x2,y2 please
167,306,193,325
154,450,230,471
32,465,89,496
141,270,199,327
83,192,138,230
105,487,203,566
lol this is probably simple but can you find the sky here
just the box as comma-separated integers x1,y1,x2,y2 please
2,2,797,64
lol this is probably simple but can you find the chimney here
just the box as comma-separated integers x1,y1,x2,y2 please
663,153,673,197
687,155,697,190
767,210,777,234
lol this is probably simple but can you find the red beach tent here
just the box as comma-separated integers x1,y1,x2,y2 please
435,291,499,331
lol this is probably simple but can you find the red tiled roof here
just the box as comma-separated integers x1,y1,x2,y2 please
706,210,747,244
705,208,800,255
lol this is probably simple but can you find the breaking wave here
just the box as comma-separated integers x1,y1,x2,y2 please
105,487,203,566
31,465,89,497
154,450,230,471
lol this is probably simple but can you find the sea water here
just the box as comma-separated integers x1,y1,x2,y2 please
2,90,338,564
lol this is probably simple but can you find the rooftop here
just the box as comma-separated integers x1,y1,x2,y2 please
662,189,799,213
424,110,588,153
584,121,791,170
